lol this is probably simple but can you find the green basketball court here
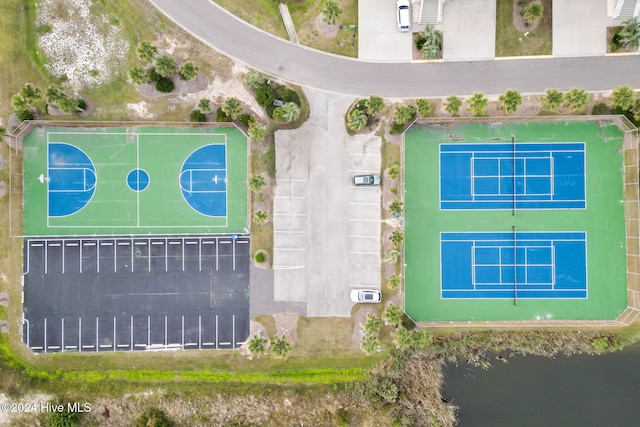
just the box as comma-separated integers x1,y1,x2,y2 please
22,125,248,236
404,120,628,322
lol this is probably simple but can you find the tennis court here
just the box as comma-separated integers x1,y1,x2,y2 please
404,120,627,322
23,126,248,235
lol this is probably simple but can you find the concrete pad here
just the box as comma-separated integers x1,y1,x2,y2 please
553,0,608,57
359,0,413,61
440,0,496,61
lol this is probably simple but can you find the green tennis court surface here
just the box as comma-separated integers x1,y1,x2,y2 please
23,126,247,236
404,120,628,321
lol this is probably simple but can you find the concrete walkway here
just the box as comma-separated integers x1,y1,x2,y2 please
553,0,612,57
358,0,413,61
278,3,299,44
438,0,496,61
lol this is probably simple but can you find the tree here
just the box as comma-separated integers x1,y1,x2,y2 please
190,109,206,122
524,1,543,23
45,84,65,104
443,95,462,116
388,198,403,215
271,335,292,358
366,95,385,115
540,89,563,112
155,77,174,93
563,88,589,112
253,210,268,224
633,98,640,122
611,85,636,111
386,273,401,290
58,96,80,114
347,108,368,131
179,61,198,80
393,326,414,350
249,174,266,192
416,99,432,117
136,41,157,63
382,303,405,327
322,0,342,25
386,163,400,180
618,18,640,49
360,313,382,336
467,92,489,116
383,249,401,264
248,121,267,142
279,102,301,122
499,89,522,114
361,333,380,354
390,230,404,246
20,83,41,103
128,66,148,84
222,97,243,120
248,334,268,355
420,25,442,59
11,95,28,111
155,55,176,77
245,70,266,90
198,98,211,113
393,105,416,125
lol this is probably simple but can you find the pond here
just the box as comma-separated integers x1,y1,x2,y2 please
443,342,640,427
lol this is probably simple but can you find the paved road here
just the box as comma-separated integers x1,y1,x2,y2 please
150,0,640,97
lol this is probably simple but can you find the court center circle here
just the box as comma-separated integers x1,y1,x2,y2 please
127,169,150,192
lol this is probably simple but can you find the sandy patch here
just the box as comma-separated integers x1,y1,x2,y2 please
0,182,6,198
125,101,155,120
36,0,129,90
273,313,300,346
0,291,8,307
315,14,339,38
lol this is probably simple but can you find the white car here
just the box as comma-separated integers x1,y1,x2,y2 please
397,0,411,32
353,174,381,186
350,289,382,303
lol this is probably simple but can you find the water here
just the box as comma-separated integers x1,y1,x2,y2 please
443,343,640,427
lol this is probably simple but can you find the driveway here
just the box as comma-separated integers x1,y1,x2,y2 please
273,89,381,316
553,0,610,57
149,0,640,97
359,0,413,61
439,0,496,61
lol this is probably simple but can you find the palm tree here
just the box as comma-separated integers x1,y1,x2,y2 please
179,62,198,81
253,210,269,224
540,89,563,111
420,25,442,59
271,335,292,358
248,121,267,142
633,99,640,122
222,97,243,120
45,84,65,105
249,174,266,192
58,96,80,114
611,85,636,111
563,88,589,112
393,105,416,125
128,67,148,84
467,92,489,116
280,102,301,122
20,83,41,103
443,95,462,116
386,273,401,290
248,335,268,355
499,89,522,114
322,0,342,25
382,303,404,327
11,95,28,111
155,55,176,77
366,95,385,115
524,1,543,23
245,70,266,90
136,42,158,62
618,18,640,49
347,109,368,131
383,249,401,264
416,99,432,117
198,98,211,113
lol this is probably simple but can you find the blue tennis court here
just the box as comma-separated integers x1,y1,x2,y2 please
441,232,587,299
440,143,585,210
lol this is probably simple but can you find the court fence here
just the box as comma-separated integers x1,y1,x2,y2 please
404,116,640,328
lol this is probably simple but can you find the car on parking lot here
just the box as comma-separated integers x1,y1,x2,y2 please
353,174,381,186
350,289,382,303
396,0,411,32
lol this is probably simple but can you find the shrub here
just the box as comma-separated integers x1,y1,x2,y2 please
360,313,382,336
388,199,403,215
248,335,268,355
190,109,206,122
255,84,275,107
370,378,399,403
135,407,173,427
155,77,174,93
415,99,432,117
386,274,401,290
147,67,162,83
591,103,609,115
16,108,34,121
76,99,87,111
253,210,268,224
276,85,300,105
215,107,232,122
361,333,380,354
390,230,404,246
386,162,400,180
336,408,350,426
237,113,252,126
382,303,405,327
249,173,266,191
271,335,292,358
254,252,266,263
420,25,442,59
46,405,80,427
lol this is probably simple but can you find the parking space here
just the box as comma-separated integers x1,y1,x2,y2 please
553,0,609,57
439,0,496,61
358,0,413,61
23,235,250,353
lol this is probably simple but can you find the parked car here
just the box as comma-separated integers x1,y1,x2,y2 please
350,289,382,303
353,174,381,186
396,0,411,32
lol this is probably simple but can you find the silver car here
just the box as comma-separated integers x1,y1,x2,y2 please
353,174,381,186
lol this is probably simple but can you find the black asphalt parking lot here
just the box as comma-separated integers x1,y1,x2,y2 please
22,235,250,353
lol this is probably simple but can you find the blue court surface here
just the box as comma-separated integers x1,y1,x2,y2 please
440,143,585,210
441,232,587,299
48,143,96,217
179,144,227,217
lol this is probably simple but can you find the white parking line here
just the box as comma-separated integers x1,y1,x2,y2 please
274,230,306,234
349,251,380,255
273,213,306,216
274,196,306,199
348,153,378,156
348,202,379,206
348,235,379,238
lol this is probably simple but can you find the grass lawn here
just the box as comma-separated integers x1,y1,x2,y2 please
212,0,288,39
495,0,553,57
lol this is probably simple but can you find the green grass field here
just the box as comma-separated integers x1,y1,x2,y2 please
22,125,247,236
404,120,628,321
